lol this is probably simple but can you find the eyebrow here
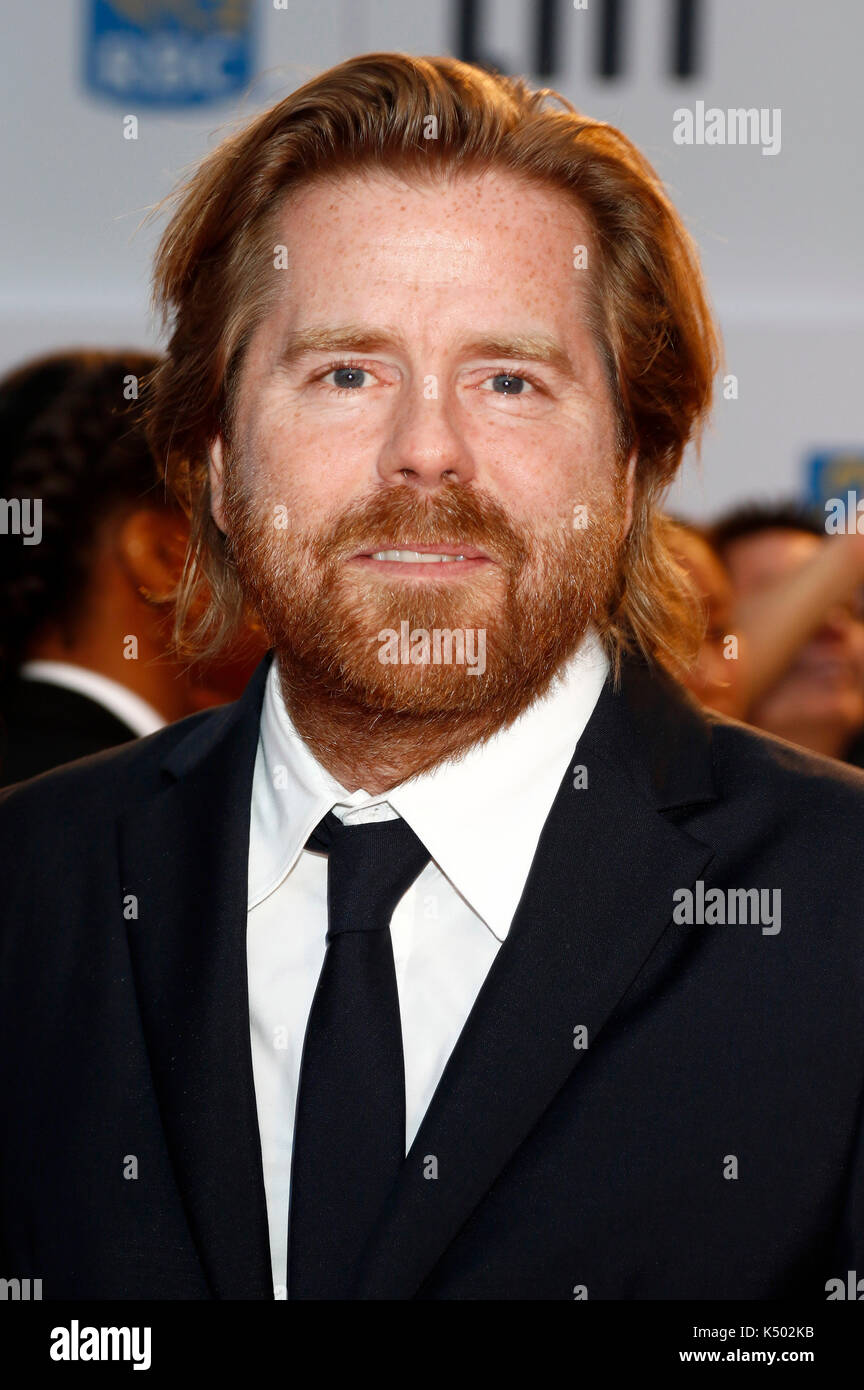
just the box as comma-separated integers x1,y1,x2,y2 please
277,326,576,378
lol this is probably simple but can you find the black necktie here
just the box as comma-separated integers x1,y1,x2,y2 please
287,809,431,1300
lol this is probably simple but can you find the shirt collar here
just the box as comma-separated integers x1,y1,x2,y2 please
18,659,167,737
248,630,609,940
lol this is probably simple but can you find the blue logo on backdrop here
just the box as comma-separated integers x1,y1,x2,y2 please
806,450,864,512
85,0,254,106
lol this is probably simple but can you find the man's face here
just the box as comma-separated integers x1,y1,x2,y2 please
725,528,864,748
210,167,634,721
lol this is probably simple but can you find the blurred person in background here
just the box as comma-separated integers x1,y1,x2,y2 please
0,350,264,786
712,502,864,763
659,517,744,718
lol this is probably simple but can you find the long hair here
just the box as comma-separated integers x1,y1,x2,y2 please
147,51,720,672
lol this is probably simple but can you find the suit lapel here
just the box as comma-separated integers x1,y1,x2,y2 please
353,657,720,1298
119,653,275,1299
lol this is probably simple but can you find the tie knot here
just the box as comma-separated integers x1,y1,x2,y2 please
306,810,431,938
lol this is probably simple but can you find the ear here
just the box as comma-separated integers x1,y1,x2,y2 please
116,508,189,602
209,436,227,532
622,448,638,536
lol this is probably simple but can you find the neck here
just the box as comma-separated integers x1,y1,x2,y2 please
276,657,539,795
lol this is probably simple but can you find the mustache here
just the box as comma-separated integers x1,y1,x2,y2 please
304,482,530,570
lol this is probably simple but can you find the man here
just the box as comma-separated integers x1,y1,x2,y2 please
1,53,863,1301
712,503,864,761
0,350,266,786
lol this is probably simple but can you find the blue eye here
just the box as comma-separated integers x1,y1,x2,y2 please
329,366,367,389
485,373,532,395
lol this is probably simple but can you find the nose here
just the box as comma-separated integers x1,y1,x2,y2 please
376,384,477,491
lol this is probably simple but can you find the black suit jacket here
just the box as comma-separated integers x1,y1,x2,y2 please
0,676,137,787
1,650,864,1300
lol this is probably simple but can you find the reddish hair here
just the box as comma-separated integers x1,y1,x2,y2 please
147,51,720,671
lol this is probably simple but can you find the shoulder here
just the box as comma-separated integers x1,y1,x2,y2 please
0,706,218,837
694,712,864,897
604,654,864,835
0,653,272,854
708,711,864,811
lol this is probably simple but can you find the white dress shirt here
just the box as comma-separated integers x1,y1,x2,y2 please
18,659,166,737
247,630,609,1296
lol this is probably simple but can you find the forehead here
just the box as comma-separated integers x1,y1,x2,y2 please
266,165,597,322
724,529,821,590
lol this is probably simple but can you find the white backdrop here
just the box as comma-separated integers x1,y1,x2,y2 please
0,0,861,518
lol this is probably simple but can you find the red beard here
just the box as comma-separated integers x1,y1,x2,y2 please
223,470,627,779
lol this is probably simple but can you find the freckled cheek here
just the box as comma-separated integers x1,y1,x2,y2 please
244,411,373,513
469,420,613,517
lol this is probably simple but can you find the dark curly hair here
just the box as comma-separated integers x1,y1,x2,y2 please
0,349,170,686
710,501,825,559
